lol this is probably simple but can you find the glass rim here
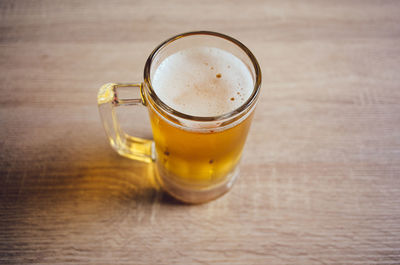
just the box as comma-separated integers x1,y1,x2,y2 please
143,31,262,122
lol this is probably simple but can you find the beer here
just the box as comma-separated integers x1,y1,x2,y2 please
148,47,254,188
98,31,261,202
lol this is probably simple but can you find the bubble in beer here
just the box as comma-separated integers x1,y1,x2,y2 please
152,46,253,117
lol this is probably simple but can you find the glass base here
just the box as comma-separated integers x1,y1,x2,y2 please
154,165,240,204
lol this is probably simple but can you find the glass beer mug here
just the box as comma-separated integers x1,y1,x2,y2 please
98,31,261,203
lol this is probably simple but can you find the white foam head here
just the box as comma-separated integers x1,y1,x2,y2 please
152,46,253,117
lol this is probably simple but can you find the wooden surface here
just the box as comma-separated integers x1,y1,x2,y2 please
1,0,400,264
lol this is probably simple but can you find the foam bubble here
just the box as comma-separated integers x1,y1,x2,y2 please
152,47,253,117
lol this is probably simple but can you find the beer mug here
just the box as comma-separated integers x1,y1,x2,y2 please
98,31,261,203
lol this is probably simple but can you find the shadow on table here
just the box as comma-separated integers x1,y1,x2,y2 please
1,134,186,218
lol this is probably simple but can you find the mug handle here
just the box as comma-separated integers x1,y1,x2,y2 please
97,83,154,163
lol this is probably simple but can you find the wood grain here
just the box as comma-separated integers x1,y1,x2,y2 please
1,0,400,264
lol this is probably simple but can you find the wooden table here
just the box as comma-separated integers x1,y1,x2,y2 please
1,0,400,264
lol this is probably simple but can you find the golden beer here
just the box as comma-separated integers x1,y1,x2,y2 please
148,105,254,187
146,45,256,191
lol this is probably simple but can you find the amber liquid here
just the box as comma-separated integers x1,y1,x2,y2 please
148,107,254,188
